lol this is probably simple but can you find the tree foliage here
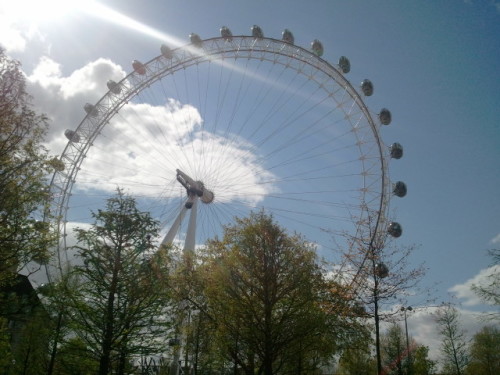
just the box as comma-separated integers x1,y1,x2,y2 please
412,345,436,375
52,337,100,375
188,211,363,375
466,325,500,375
381,323,407,375
65,191,173,375
339,217,427,375
435,304,468,375
471,249,500,322
0,48,59,287
9,306,53,375
337,332,375,375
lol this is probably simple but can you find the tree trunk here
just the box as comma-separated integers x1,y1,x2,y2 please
47,311,63,375
374,275,382,375
99,247,121,375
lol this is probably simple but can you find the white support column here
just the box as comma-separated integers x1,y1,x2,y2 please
161,200,188,246
184,197,198,252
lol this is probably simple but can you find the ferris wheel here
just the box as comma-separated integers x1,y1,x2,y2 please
45,25,406,281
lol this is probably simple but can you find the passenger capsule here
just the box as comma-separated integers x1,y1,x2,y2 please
379,108,392,125
282,29,294,44
132,60,146,75
361,79,374,96
84,103,98,117
388,222,403,238
338,56,351,74
64,129,80,143
220,26,233,41
375,263,389,278
390,143,404,159
311,40,324,57
393,181,407,197
106,80,121,95
160,44,173,59
189,33,203,48
251,25,264,39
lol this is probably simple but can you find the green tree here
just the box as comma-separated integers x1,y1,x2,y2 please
412,345,436,375
381,323,407,375
471,249,499,322
36,273,78,375
0,318,14,373
65,191,173,375
168,250,223,375
337,332,376,375
9,306,52,375
466,326,500,375
435,304,468,375
52,337,99,375
339,214,427,375
197,211,359,375
0,48,59,288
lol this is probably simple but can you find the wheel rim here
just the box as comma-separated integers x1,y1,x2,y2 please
47,34,392,280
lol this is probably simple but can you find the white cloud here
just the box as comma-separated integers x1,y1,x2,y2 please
490,233,500,244
75,98,278,205
26,56,126,154
448,265,499,306
403,306,485,362
22,56,278,230
0,4,49,53
0,21,28,52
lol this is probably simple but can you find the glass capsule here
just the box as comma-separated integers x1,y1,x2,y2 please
311,40,324,57
106,80,121,95
220,26,233,41
132,60,146,75
379,108,392,125
251,25,264,39
388,222,403,238
282,29,294,44
160,44,173,59
361,79,374,96
189,33,203,48
64,129,80,143
339,56,351,74
375,263,389,278
390,143,404,159
393,181,407,197
84,103,98,117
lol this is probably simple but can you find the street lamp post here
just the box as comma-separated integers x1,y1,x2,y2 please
401,306,413,375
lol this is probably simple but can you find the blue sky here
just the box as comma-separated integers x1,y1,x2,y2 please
2,0,499,358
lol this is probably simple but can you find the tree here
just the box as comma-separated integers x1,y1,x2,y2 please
471,249,500,322
435,304,468,375
381,323,407,375
195,211,360,375
65,191,173,375
412,345,436,375
51,337,99,375
379,325,435,375
466,325,500,375
0,318,14,373
0,48,59,287
337,331,376,375
9,306,52,375
339,221,427,375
